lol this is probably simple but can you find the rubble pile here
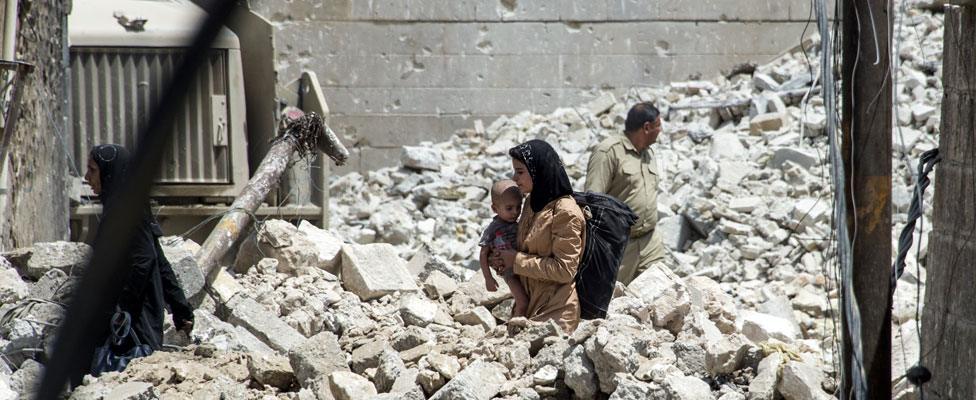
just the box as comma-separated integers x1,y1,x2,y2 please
0,6,944,400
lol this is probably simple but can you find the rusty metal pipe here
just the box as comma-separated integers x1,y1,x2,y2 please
196,111,344,284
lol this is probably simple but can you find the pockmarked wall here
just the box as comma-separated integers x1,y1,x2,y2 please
249,0,815,173
0,0,71,249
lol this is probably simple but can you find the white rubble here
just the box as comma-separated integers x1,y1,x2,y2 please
26,6,946,398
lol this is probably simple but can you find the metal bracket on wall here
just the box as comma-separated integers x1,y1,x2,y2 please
211,94,228,148
0,61,35,166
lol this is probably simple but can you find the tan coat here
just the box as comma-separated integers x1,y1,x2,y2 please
514,195,584,333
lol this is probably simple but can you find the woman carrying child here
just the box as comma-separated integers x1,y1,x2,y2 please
490,139,585,333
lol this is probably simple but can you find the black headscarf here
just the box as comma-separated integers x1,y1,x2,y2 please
90,144,130,208
509,139,574,213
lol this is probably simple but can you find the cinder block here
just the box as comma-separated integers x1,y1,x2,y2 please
226,295,306,353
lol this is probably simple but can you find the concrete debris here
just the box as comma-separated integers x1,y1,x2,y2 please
330,370,377,400
748,352,784,400
777,361,831,400
563,344,599,399
289,331,350,387
400,294,438,327
247,353,297,390
21,241,92,280
298,220,345,273
428,360,507,400
401,145,444,172
0,258,28,304
341,243,419,301
158,236,206,301
234,219,320,275
47,7,946,397
664,374,715,400
532,364,558,386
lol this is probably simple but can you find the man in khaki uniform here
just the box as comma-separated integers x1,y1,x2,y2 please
585,102,666,284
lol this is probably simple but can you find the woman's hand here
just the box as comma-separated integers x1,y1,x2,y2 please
491,250,517,275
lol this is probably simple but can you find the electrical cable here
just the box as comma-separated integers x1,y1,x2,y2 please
816,0,868,398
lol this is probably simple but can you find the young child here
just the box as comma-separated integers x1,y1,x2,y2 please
479,179,529,317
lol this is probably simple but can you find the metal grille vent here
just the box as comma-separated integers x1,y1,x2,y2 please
70,47,232,185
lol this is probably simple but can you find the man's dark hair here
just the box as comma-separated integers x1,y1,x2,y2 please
624,102,660,133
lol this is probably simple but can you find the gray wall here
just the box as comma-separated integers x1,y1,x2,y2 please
0,0,71,249
249,0,814,173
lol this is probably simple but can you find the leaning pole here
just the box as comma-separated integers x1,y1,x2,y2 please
195,110,349,284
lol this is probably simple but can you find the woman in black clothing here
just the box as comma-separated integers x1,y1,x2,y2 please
83,144,194,371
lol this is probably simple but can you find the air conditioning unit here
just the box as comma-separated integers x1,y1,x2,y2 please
68,0,248,198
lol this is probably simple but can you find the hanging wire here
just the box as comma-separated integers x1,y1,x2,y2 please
815,0,868,398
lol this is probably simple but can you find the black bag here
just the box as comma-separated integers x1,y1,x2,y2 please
573,191,638,320
90,309,153,376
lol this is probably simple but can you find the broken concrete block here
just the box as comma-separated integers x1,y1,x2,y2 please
453,305,496,331
652,283,692,333
585,92,618,116
24,241,91,280
739,310,800,343
627,263,682,305
609,377,660,400
104,381,158,400
672,340,708,378
406,245,468,282
235,219,319,275
664,374,713,400
210,268,244,304
399,294,438,327
709,133,747,161
0,259,28,304
351,340,392,374
750,113,788,134
585,327,639,393
159,237,205,301
658,215,691,251
564,344,599,399
720,220,754,236
423,270,458,299
424,353,461,380
329,370,377,400
910,103,936,123
375,348,406,393
298,220,344,273
248,353,297,390
753,73,781,92
289,331,349,387
392,326,433,352
728,197,763,213
225,295,305,353
777,361,831,400
456,272,511,307
685,276,737,334
191,309,275,357
341,243,419,301
704,334,752,376
495,343,531,378
401,145,443,172
748,352,784,400
429,360,507,400
417,368,446,395
390,367,422,395
769,147,819,171
532,364,558,386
